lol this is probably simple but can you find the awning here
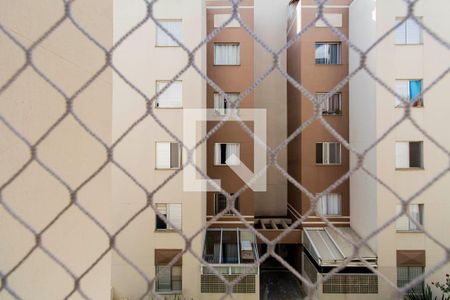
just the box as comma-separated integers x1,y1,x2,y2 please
303,227,377,267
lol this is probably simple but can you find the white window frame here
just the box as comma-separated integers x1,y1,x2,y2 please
395,17,423,45
316,193,342,216
155,203,182,231
395,79,423,107
155,19,182,47
315,42,341,64
395,141,424,169
213,92,239,116
156,81,182,108
316,92,342,115
214,43,240,66
214,193,239,216
156,142,181,169
316,142,341,165
214,143,240,166
396,204,424,232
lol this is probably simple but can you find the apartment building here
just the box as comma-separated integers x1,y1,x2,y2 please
112,0,205,299
350,0,450,299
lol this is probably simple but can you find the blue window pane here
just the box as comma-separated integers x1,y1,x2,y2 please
409,80,422,101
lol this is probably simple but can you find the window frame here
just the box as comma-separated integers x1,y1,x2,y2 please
395,141,424,170
155,203,182,231
155,142,182,170
155,19,182,47
155,80,183,108
213,92,240,116
315,42,342,65
155,265,182,293
396,204,424,232
214,193,240,216
214,143,241,166
315,142,342,165
316,193,342,216
213,43,241,66
316,92,343,115
397,266,425,294
395,17,423,45
395,79,423,108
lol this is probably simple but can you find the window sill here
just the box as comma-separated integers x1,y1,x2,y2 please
396,230,424,233
394,43,423,46
156,290,182,295
214,164,241,167
155,229,179,233
314,63,343,66
155,106,183,109
155,45,182,48
395,167,424,171
322,113,343,116
315,163,342,166
213,64,241,66
155,167,181,170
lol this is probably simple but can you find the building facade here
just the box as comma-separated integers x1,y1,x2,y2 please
350,0,450,298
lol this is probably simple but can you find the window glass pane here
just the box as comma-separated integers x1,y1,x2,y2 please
395,80,409,107
204,231,221,263
215,193,227,214
170,142,180,168
222,231,238,263
395,19,407,44
397,266,409,287
156,81,182,108
395,142,410,168
156,266,171,291
406,19,422,44
214,44,240,65
409,141,422,168
220,143,227,164
409,80,422,102
168,204,182,230
225,143,240,165
408,204,421,230
329,43,341,64
171,266,182,291
396,205,410,231
156,142,171,169
327,194,342,215
315,43,327,64
316,143,323,164
156,20,182,46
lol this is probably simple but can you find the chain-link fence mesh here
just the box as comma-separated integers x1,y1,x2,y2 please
0,0,449,299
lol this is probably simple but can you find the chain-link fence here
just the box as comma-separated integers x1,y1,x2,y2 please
0,0,449,299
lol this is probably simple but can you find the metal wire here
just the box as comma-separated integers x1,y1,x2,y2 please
0,0,449,299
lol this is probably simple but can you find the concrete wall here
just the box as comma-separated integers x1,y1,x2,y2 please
0,1,112,299
112,0,206,299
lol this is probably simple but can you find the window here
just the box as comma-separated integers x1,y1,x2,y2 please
156,81,182,108
396,204,423,231
397,266,424,294
395,141,423,169
214,93,239,115
317,193,342,216
214,43,240,65
155,203,182,230
214,143,240,166
317,93,342,115
395,80,423,107
315,43,341,64
156,20,182,47
214,193,239,215
395,18,422,45
156,266,182,292
156,142,181,169
316,142,341,165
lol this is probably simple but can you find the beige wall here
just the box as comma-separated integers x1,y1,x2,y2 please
112,0,206,299
0,1,112,299
350,0,450,298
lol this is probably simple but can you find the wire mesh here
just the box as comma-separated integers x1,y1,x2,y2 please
0,0,449,299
